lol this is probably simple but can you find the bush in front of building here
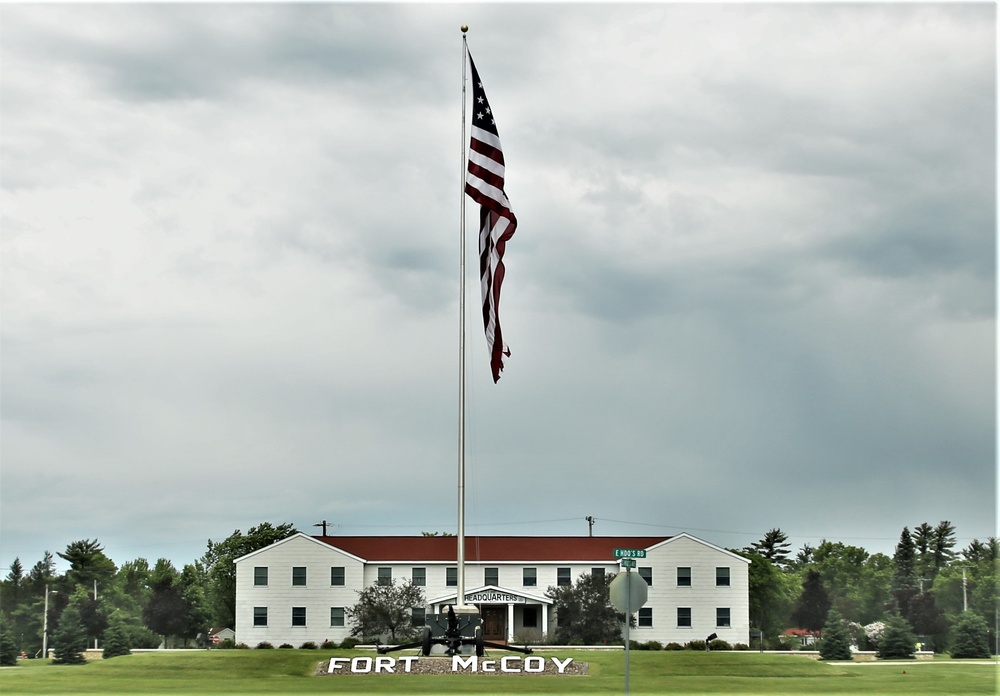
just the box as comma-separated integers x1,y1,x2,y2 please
278,643,294,649
708,639,732,651
686,640,707,651
299,642,318,650
339,637,360,649
732,643,751,650
320,640,337,649
255,642,274,649
664,642,685,650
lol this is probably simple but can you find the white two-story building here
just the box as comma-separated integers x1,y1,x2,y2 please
233,532,750,648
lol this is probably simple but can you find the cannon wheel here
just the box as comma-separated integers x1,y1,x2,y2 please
421,626,432,656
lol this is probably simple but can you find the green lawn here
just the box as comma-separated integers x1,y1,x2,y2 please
1,649,996,696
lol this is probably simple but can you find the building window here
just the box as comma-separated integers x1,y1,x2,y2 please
412,567,426,586
485,567,499,586
677,607,692,627
254,567,268,586
638,608,653,627
677,567,691,587
253,606,267,626
330,607,345,627
522,606,538,628
292,567,307,586
378,567,392,586
591,567,605,580
523,568,537,587
717,607,731,627
446,567,458,587
716,567,730,587
292,607,306,626
331,567,345,586
638,567,653,586
411,607,426,627
557,568,571,586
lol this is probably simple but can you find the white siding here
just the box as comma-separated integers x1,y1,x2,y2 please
234,533,750,648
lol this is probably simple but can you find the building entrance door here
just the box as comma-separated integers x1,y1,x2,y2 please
481,606,506,643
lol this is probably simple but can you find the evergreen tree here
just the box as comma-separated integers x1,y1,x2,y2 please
58,539,117,590
818,608,852,660
790,569,832,632
906,591,949,651
101,613,131,659
0,615,19,666
51,603,88,664
749,529,792,567
949,612,990,659
931,521,957,575
877,613,917,660
2,558,24,616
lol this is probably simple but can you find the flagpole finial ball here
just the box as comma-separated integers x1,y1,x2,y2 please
461,25,469,33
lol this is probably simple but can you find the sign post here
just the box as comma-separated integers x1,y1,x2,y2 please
609,551,649,695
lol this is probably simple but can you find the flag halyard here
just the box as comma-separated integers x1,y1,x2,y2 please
465,50,517,383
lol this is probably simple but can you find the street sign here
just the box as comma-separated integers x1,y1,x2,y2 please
609,571,648,613
619,559,636,568
613,548,646,559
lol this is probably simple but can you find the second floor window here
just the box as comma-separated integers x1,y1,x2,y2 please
716,567,730,586
292,567,306,586
330,567,345,586
377,567,392,586
523,568,537,587
412,567,426,586
446,567,458,587
677,566,691,587
557,568,571,586
485,567,499,586
254,567,268,586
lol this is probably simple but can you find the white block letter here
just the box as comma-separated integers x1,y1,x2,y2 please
552,657,574,673
375,656,395,673
524,656,545,673
327,657,348,673
453,655,478,672
351,656,372,673
398,656,418,673
501,656,521,673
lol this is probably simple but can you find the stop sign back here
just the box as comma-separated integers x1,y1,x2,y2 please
609,571,648,613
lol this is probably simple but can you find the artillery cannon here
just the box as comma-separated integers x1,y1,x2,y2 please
376,605,533,657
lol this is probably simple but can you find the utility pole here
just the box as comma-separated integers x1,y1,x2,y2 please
585,516,595,537
314,520,331,536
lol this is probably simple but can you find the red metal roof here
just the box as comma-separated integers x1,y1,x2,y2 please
314,535,669,562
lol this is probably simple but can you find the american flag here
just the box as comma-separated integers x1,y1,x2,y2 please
465,50,517,383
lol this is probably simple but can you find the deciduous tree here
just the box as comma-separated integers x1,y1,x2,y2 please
545,572,623,645
346,580,425,643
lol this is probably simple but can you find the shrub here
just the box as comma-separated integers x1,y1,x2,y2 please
300,641,318,650
732,643,751,651
339,637,360,649
877,614,916,660
686,640,706,651
645,640,663,651
664,642,685,651
709,639,732,651
950,612,991,659
278,643,294,649
819,608,853,661
320,640,337,650
235,643,250,649
219,638,236,649
255,642,274,650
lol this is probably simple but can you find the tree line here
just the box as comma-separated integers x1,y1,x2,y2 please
0,522,295,662
0,520,996,663
741,522,997,654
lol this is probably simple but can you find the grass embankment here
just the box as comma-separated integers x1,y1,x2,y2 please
0,649,996,695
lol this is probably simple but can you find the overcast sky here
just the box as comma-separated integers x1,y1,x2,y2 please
1,3,995,576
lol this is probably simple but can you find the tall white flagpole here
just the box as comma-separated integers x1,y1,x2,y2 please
456,23,469,612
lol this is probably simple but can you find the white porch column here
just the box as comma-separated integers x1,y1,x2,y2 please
541,604,548,638
507,603,515,641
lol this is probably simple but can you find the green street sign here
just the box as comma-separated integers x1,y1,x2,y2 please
619,559,637,568
614,548,647,559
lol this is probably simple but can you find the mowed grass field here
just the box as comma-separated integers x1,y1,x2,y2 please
1,649,996,696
